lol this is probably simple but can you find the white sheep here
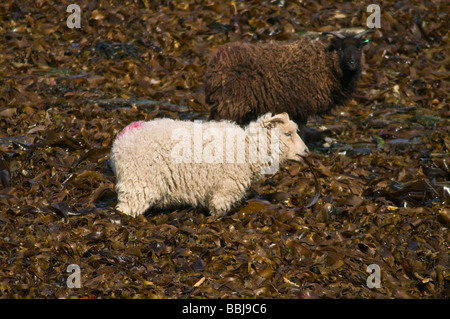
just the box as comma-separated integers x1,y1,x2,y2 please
110,112,309,218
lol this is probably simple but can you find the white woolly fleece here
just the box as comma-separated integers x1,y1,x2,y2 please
110,113,308,218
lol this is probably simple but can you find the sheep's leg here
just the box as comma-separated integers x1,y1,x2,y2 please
116,185,157,218
208,181,245,219
116,200,135,217
298,123,306,141
292,115,307,141
208,194,231,219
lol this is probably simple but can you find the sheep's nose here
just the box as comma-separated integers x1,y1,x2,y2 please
298,149,310,158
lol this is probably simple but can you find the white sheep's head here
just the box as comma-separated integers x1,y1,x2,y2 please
323,29,374,73
262,112,310,163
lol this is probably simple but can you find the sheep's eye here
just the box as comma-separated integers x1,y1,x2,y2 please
284,132,292,137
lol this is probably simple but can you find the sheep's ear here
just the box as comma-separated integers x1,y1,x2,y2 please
361,39,370,47
264,113,290,128
355,29,374,47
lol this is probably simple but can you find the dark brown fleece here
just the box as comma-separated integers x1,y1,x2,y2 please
205,37,361,129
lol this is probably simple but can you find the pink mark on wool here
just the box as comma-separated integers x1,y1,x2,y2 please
118,121,143,138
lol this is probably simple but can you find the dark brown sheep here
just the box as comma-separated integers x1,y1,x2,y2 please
205,30,374,139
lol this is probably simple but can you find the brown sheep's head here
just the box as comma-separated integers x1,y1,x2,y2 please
323,30,374,73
